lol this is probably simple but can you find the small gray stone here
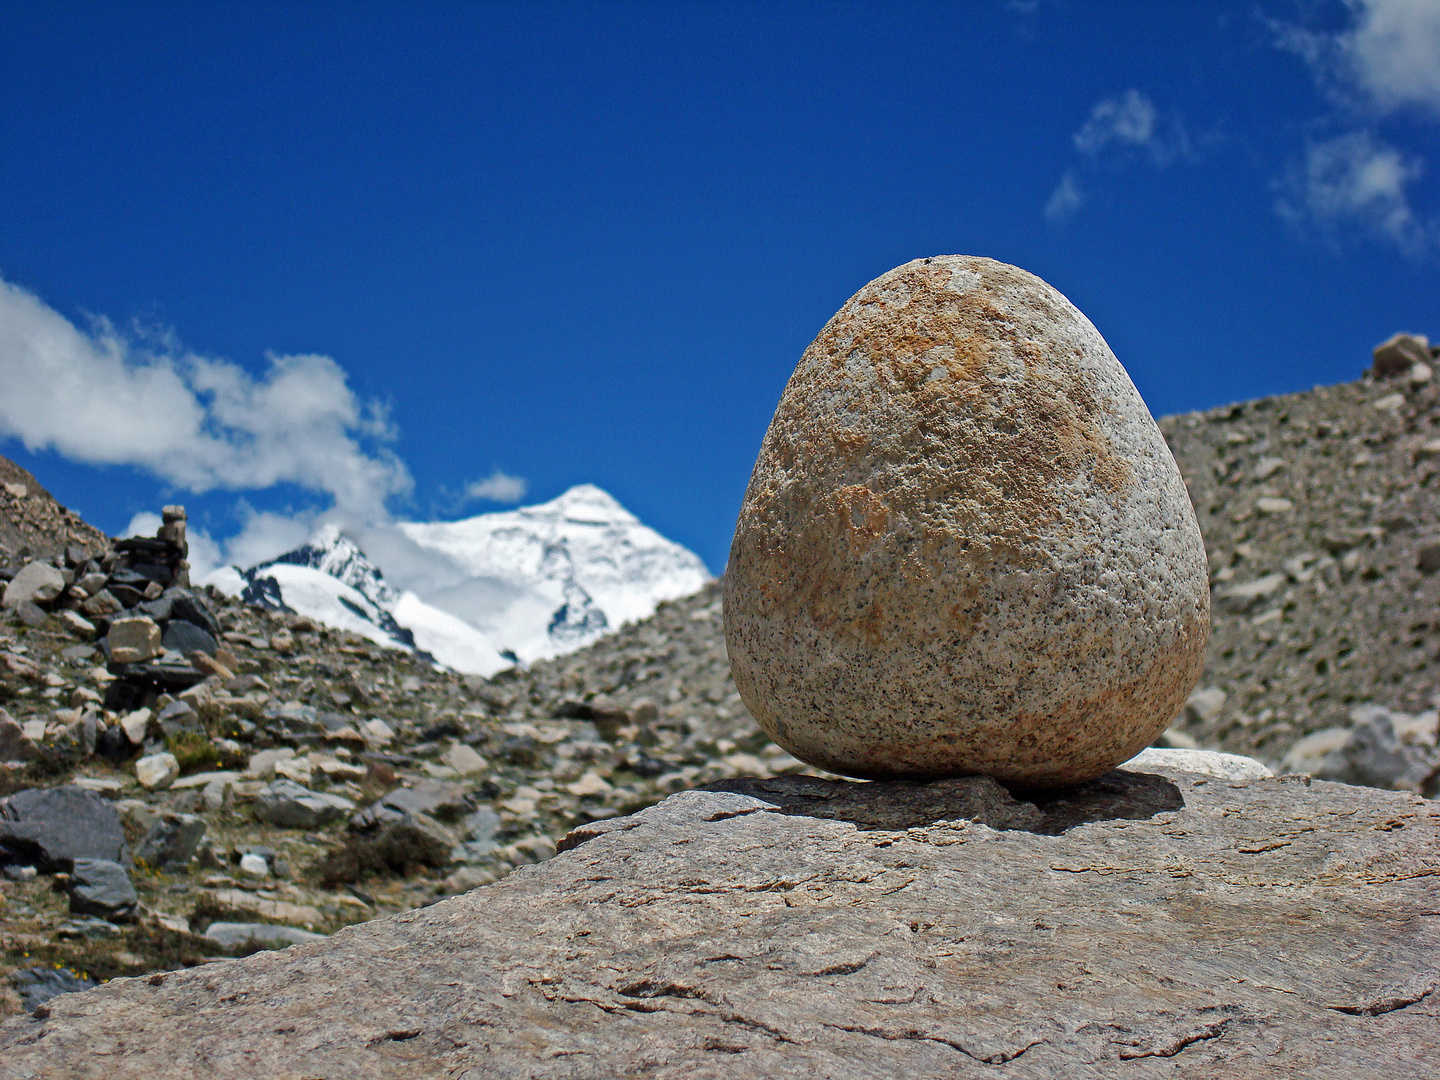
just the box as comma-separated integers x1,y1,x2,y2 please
203,922,326,951
52,711,98,757
165,588,221,639
162,619,217,657
0,710,40,762
1313,706,1439,791
68,857,138,921
1214,572,1286,614
55,609,96,638
254,779,349,829
134,812,207,868
1417,541,1440,575
75,571,108,596
80,589,122,617
14,600,48,628
9,966,98,1013
1182,686,1228,725
155,699,203,738
135,752,180,791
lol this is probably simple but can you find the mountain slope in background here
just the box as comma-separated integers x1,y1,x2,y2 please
1159,363,1440,762
0,456,107,566
202,485,710,674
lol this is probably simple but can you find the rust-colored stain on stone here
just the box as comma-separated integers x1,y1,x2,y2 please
724,255,1211,785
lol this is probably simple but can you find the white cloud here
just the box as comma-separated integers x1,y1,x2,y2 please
1275,130,1427,250
464,468,528,504
0,277,411,521
1044,89,1192,225
1278,0,1440,117
1271,3,1440,252
1074,90,1160,156
1347,0,1440,114
1043,170,1086,224
122,511,163,539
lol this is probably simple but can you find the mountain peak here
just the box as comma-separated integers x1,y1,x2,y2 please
528,484,638,526
203,482,709,673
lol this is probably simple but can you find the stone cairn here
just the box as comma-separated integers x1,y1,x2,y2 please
1,506,226,761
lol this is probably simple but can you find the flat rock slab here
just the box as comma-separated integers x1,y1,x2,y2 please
2,769,1437,1079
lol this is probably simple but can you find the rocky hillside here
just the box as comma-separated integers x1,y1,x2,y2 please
1159,343,1440,763
0,459,106,568
0,540,812,1016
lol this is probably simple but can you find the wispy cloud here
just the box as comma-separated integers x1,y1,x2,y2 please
1044,89,1193,226
1271,1,1440,252
464,469,528,504
1043,169,1086,225
0,276,411,521
1275,130,1427,251
1073,89,1188,163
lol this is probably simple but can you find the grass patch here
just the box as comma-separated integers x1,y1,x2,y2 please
165,731,221,773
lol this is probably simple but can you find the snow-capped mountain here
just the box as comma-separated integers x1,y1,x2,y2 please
201,485,711,675
393,484,710,664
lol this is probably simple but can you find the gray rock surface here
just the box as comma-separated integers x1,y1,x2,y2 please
66,858,137,921
0,785,128,872
133,812,206,869
2,770,1435,1078
202,922,326,950
725,255,1210,785
253,779,348,829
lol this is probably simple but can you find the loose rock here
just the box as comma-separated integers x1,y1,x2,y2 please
253,779,350,829
67,858,138,921
202,922,326,951
134,752,180,791
106,616,162,665
0,785,128,871
133,812,206,869
1,562,64,609
1372,332,1430,377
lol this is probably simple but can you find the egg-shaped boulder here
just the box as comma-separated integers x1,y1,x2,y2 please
723,256,1209,786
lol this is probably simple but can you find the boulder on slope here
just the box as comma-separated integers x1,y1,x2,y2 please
1,768,1435,1078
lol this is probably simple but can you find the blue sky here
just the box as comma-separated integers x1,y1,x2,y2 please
1,1,1438,576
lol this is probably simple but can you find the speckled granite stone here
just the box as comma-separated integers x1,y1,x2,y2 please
724,255,1209,786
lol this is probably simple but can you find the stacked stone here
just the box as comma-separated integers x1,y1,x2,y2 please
1,507,224,738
